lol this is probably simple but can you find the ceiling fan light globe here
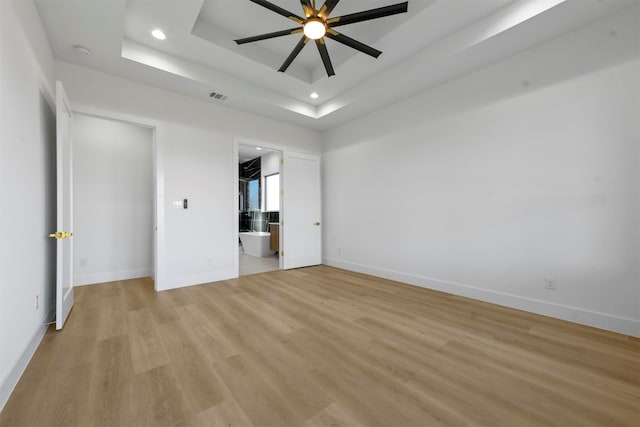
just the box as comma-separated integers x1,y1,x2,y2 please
303,19,326,40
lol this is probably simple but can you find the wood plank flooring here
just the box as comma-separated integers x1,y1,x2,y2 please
1,265,638,426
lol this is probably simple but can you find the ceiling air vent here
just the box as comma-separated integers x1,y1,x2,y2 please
209,92,228,101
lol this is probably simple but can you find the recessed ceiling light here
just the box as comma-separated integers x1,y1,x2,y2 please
310,92,319,99
151,29,166,40
73,45,91,56
256,147,263,151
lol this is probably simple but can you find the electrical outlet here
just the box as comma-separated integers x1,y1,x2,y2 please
545,277,557,290
35,294,39,310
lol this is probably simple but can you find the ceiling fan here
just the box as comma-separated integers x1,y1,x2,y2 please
234,0,409,77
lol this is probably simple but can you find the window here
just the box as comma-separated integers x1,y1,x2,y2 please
265,173,280,211
247,179,260,211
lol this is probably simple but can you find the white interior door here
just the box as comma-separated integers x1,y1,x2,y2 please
281,152,321,269
52,81,74,330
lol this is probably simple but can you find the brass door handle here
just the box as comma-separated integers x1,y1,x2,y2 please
314,222,321,226
48,231,73,239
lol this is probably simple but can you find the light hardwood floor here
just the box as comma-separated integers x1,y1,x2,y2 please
1,266,638,426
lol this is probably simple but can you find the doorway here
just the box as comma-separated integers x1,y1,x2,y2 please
237,143,281,276
72,113,157,286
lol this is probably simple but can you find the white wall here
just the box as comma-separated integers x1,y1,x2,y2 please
55,61,321,290
73,114,153,286
0,1,56,411
163,123,237,287
322,9,640,336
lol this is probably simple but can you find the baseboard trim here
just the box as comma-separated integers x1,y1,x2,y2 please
74,268,152,286
322,258,640,337
159,269,237,292
0,322,49,412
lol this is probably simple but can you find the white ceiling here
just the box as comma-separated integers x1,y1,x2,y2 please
34,0,638,131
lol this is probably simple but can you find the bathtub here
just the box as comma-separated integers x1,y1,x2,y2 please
239,232,273,257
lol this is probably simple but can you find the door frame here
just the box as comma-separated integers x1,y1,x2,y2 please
71,105,165,291
233,138,285,277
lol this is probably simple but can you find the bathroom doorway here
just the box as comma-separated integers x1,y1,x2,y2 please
237,143,282,276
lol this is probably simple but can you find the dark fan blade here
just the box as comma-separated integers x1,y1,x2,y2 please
327,1,408,27
315,39,335,76
318,0,340,18
325,30,381,58
300,0,313,17
235,28,301,45
279,36,309,72
250,0,304,23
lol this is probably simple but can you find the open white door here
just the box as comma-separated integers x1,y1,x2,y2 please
50,81,74,330
281,152,321,269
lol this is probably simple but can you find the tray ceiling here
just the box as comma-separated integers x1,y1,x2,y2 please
34,0,638,130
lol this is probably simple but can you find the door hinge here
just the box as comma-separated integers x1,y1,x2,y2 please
281,159,284,165
280,251,284,257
